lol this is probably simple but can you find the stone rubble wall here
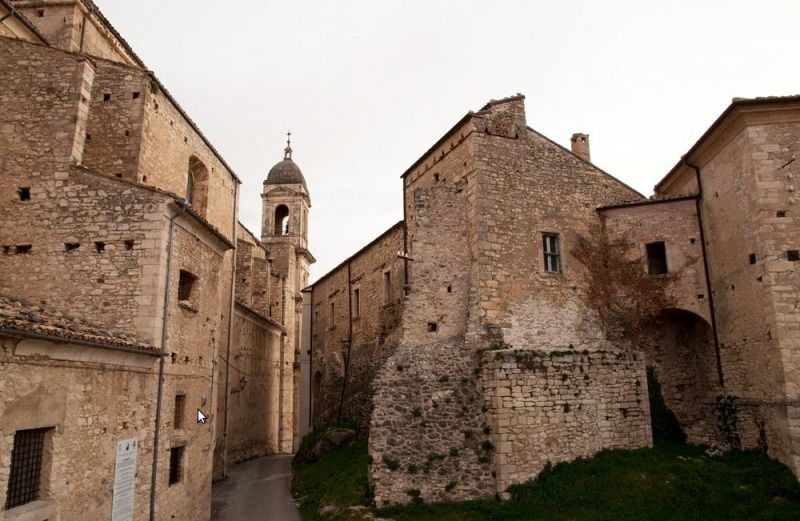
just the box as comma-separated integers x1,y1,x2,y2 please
369,339,495,506
482,348,652,494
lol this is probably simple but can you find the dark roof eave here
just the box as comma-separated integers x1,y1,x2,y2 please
0,0,49,44
0,327,162,356
526,126,647,200
306,221,405,290
654,95,800,192
173,199,235,249
401,112,475,179
596,194,699,212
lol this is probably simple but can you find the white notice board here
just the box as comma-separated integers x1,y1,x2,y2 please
111,437,138,521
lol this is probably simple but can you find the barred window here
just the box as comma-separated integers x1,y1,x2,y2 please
5,428,49,510
168,446,184,486
543,233,561,273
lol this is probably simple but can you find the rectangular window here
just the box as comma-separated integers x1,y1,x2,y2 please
384,271,392,304
543,233,561,273
178,270,197,301
5,428,49,510
353,288,360,318
646,242,668,275
329,301,335,330
168,446,184,485
174,394,186,429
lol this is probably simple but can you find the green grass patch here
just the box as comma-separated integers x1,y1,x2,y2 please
294,441,800,521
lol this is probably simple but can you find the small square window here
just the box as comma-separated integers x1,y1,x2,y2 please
168,446,184,485
777,210,787,218
132,91,140,100
646,242,668,275
427,322,438,332
103,93,111,102
18,187,30,201
543,233,561,273
95,241,105,252
788,250,800,262
749,253,757,265
178,270,197,301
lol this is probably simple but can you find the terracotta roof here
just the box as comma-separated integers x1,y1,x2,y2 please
0,296,159,354
596,194,698,211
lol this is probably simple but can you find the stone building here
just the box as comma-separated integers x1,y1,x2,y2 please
0,1,310,520
304,93,800,504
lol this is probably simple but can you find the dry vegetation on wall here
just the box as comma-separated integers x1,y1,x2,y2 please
571,225,676,344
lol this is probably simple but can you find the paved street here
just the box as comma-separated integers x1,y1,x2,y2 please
212,455,301,521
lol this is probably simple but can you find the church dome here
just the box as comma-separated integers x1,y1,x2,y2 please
265,141,307,190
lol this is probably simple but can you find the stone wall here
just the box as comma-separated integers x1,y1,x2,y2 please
310,224,404,428
482,348,651,494
0,334,160,521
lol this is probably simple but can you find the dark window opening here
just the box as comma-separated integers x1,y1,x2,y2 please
749,253,756,265
124,130,130,137
168,446,184,485
103,93,111,102
353,288,360,318
36,9,44,17
132,91,140,99
18,187,30,201
65,242,80,251
447,284,452,293
174,395,186,429
689,238,696,244
427,322,438,332
178,270,197,301
788,250,800,262
5,428,49,510
115,173,122,178
646,242,668,275
433,173,440,183
15,244,31,254
124,240,134,250
3,246,10,255
85,133,91,142
543,233,561,273
95,241,105,252
383,271,392,304
778,210,787,218
697,294,705,300
274,205,289,236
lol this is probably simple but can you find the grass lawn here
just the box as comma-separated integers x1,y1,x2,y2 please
293,440,800,521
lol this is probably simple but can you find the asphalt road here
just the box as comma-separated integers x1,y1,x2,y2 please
211,455,301,521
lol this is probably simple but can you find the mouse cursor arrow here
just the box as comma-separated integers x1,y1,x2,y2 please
197,409,208,424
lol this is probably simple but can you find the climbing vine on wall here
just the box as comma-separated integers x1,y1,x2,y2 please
572,224,676,345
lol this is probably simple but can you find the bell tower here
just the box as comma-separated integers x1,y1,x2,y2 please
261,134,315,452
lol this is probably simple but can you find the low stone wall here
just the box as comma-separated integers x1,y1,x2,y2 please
482,348,652,493
369,339,496,506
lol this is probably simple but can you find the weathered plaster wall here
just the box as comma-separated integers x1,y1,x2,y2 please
0,334,159,521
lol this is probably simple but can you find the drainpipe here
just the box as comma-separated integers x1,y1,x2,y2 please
308,290,315,430
278,331,286,451
686,161,725,387
221,182,239,478
149,200,186,521
337,262,354,423
402,179,409,295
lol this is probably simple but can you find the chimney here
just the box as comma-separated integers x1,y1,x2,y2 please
570,133,590,162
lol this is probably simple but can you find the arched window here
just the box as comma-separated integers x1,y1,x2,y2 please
187,156,209,216
274,205,289,236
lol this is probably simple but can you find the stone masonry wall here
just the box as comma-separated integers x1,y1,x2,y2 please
369,186,496,505
482,348,651,494
0,334,160,521
310,224,404,428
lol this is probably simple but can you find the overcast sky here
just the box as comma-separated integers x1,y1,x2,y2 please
100,0,800,281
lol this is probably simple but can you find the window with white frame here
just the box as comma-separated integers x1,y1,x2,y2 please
543,233,561,273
